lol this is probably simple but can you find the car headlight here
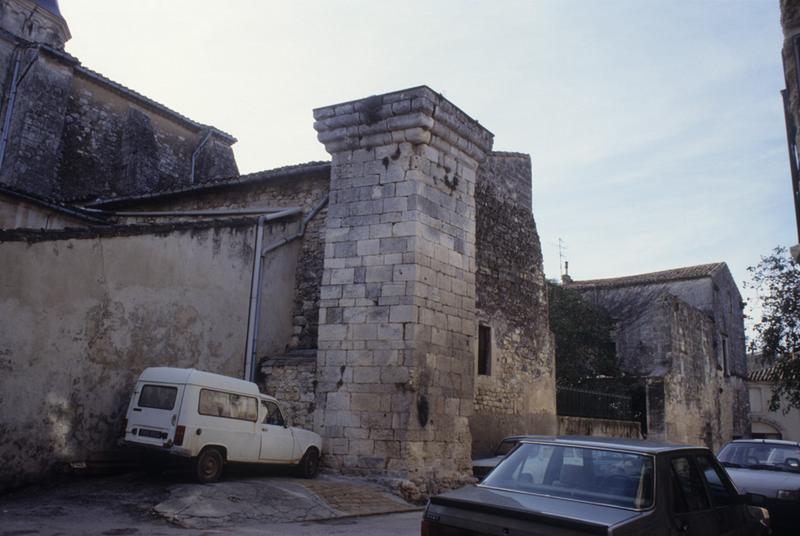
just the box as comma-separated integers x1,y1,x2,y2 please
777,489,800,501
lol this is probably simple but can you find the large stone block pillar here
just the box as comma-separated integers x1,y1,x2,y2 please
313,86,493,496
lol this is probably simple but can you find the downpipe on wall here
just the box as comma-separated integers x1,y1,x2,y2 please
244,193,329,382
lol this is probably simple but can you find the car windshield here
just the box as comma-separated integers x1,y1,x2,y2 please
718,443,800,473
481,443,654,510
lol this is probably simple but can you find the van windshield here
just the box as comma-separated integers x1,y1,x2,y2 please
139,385,178,410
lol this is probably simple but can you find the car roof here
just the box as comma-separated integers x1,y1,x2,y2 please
725,439,800,448
510,435,704,454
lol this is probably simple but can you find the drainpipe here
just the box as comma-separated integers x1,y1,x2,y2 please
244,193,329,382
190,130,212,185
0,48,23,171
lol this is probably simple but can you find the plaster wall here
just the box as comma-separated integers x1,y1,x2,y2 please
749,380,800,442
0,195,84,229
0,222,269,490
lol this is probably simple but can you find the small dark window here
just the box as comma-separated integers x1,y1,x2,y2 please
478,325,491,375
721,335,729,376
138,385,177,410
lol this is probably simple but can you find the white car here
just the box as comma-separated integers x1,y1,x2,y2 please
123,367,322,482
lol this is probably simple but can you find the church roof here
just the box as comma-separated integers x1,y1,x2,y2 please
565,262,726,290
34,0,63,18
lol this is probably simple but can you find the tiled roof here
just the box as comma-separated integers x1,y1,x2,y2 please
85,161,331,208
749,366,778,382
565,262,725,290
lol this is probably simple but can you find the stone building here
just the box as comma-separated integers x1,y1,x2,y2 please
566,263,750,451
0,1,556,495
779,0,800,262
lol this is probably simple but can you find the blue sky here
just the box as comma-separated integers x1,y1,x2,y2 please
62,1,796,319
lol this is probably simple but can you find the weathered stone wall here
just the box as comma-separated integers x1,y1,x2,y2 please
656,295,727,449
0,219,296,491
471,152,556,457
558,416,641,439
0,28,238,202
313,87,493,498
58,73,237,201
0,0,70,49
576,266,749,440
259,353,318,429
0,43,72,199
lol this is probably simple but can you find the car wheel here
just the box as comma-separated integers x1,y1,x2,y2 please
195,448,224,483
297,448,319,479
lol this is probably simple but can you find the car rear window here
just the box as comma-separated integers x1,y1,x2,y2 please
138,385,178,410
481,443,655,510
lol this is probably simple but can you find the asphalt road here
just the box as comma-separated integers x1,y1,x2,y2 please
0,471,423,536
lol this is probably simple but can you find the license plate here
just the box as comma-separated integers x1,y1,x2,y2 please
138,429,166,439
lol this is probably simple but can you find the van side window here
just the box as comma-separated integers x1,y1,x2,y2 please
262,400,284,426
198,389,257,422
139,385,178,410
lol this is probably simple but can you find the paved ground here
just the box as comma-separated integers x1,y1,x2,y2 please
0,468,423,535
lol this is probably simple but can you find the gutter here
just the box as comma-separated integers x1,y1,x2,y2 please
82,206,298,218
244,193,329,382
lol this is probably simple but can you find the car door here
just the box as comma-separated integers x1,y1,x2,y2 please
693,453,748,535
258,399,295,463
668,455,719,535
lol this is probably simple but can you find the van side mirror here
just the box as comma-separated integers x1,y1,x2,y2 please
784,457,800,468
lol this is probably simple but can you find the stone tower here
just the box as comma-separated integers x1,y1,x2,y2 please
313,86,493,497
0,0,70,49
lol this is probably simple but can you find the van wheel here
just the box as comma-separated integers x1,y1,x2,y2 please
297,448,319,479
195,448,224,483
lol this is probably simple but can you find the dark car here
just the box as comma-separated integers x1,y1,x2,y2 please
719,439,800,532
423,436,770,536
472,436,525,480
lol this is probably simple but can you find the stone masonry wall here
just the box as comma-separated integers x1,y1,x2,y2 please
471,152,556,457
0,31,238,202
313,87,493,498
259,353,318,429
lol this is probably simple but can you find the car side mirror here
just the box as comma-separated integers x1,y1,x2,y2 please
785,457,800,468
743,492,768,507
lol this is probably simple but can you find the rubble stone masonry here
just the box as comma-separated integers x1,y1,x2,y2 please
472,153,557,456
312,87,493,497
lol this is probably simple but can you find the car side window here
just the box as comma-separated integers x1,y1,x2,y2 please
694,455,734,507
261,400,284,426
670,456,710,513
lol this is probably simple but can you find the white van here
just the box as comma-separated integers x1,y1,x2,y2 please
123,367,322,482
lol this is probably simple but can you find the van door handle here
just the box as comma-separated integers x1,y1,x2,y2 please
133,408,142,412
262,428,268,432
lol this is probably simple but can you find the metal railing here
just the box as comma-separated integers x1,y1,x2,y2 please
556,386,635,422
